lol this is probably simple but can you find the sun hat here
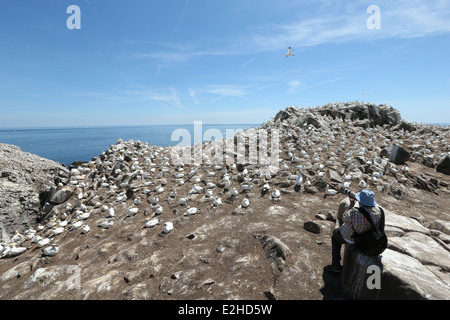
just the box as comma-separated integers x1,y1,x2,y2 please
355,189,377,207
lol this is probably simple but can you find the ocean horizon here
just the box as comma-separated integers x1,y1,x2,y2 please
1,122,448,167
0,124,260,167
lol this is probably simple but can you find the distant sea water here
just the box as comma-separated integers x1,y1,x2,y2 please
0,124,260,167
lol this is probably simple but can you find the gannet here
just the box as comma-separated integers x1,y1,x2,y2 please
1,244,27,258
162,222,174,233
231,188,239,197
184,206,198,216
156,187,165,194
324,185,338,199
134,197,141,205
169,190,177,198
25,229,37,240
241,198,250,208
128,207,139,215
100,219,114,229
284,46,294,57
341,181,351,189
271,189,281,199
178,198,187,206
72,220,84,229
206,181,216,189
358,180,367,188
144,217,159,228
77,212,91,220
107,207,115,218
205,189,213,198
296,172,303,186
52,227,65,236
213,197,222,206
37,237,51,248
43,244,59,256
80,224,90,234
155,205,163,215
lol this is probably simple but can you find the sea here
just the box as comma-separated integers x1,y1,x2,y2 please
0,124,260,167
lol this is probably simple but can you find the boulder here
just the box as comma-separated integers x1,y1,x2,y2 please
380,144,410,165
428,220,450,235
303,220,334,235
49,187,73,204
387,232,450,272
436,155,450,175
341,245,383,299
380,249,450,299
384,209,430,234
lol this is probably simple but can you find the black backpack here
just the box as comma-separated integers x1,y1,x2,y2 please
353,207,388,256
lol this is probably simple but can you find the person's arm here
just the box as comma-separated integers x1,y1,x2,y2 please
343,198,358,221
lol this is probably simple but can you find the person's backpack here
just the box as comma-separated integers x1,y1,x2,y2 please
353,207,388,256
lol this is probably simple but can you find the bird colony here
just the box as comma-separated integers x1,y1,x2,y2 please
1,103,449,267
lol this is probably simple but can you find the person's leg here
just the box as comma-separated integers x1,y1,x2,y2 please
331,228,346,266
325,228,347,273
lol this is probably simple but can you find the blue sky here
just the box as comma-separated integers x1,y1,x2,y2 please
0,0,449,127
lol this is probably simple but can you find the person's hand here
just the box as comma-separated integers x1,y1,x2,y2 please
349,198,356,208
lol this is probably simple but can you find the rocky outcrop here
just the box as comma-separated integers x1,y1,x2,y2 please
0,143,69,242
268,102,402,130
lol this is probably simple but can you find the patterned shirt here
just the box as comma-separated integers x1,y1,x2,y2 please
340,205,383,244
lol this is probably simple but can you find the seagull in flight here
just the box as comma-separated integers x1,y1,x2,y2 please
285,47,294,57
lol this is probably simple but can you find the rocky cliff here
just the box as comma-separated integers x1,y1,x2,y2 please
0,143,69,241
0,102,449,300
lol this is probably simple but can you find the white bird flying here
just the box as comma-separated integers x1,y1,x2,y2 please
285,46,294,57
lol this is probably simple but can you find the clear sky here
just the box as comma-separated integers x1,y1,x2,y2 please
0,0,449,127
